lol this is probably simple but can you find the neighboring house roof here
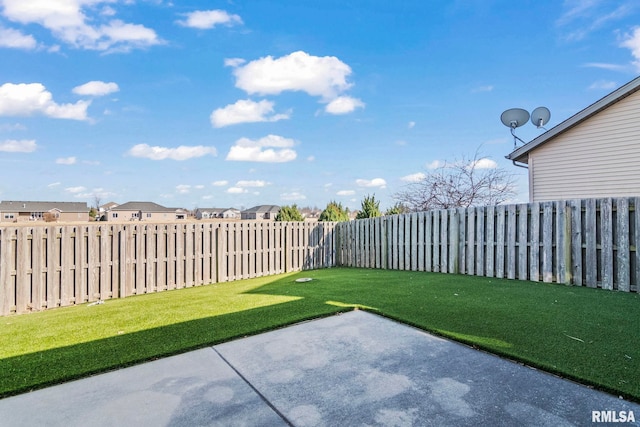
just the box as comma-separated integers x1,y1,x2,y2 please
0,201,88,213
506,75,640,164
100,202,119,211
197,208,225,214
111,201,176,212
242,205,280,214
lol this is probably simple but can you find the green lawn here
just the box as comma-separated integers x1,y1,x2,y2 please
1,267,639,402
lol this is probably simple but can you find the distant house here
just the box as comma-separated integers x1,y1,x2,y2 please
195,208,240,220
107,201,184,221
241,205,280,220
99,202,119,213
506,75,640,202
0,201,89,223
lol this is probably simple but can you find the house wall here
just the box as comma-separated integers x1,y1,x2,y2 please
109,210,139,221
57,212,89,222
529,89,640,202
109,210,177,221
146,212,177,221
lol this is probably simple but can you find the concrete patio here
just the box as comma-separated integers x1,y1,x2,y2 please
0,310,638,426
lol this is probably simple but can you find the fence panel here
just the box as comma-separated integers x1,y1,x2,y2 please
1,220,338,316
332,197,639,295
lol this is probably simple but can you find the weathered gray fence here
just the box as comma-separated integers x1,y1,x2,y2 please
336,198,640,293
0,221,337,315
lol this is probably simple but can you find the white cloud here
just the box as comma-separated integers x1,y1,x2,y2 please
356,178,386,188
177,10,242,29
211,180,228,186
176,184,191,194
401,172,426,183
235,180,269,187
469,158,498,169
1,0,162,52
0,122,27,131
281,192,306,201
582,62,629,71
0,26,37,49
621,27,640,71
557,2,634,42
194,184,205,189
127,144,217,161
426,160,444,169
0,83,90,120
472,85,494,93
0,139,36,152
56,156,77,165
224,57,246,67
231,51,353,100
210,99,289,127
325,96,365,114
588,80,617,90
227,187,248,194
48,182,61,187
408,121,415,129
337,190,355,196
65,186,86,193
72,81,119,96
226,135,297,163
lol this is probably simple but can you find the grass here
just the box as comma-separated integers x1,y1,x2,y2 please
1,267,639,402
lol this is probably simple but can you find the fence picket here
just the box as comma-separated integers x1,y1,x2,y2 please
466,208,475,275
458,208,466,275
496,206,505,279
555,201,568,284
570,200,582,286
440,210,448,273
616,198,630,292
433,210,440,273
601,199,614,290
585,199,597,287
476,207,485,276
518,205,528,280
542,203,553,283
485,206,494,277
529,203,540,282
425,212,432,272
507,205,517,280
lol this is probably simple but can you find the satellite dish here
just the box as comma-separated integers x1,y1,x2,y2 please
500,108,530,128
530,106,550,128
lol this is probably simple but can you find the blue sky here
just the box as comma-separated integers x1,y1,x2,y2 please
1,1,640,212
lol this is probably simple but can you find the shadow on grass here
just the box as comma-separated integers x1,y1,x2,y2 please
2,267,639,404
0,288,347,399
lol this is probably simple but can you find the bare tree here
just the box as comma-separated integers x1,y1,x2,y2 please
393,152,517,212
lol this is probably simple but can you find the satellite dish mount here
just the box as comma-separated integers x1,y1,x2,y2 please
500,106,551,148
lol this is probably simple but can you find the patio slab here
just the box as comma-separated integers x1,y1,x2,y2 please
0,310,638,426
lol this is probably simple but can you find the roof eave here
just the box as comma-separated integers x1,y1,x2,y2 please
505,75,640,162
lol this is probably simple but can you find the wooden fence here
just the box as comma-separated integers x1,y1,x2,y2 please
336,197,640,293
0,221,337,316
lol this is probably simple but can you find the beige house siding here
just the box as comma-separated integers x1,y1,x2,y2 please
529,89,640,202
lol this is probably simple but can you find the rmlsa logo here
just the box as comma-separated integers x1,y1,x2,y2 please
591,410,635,423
